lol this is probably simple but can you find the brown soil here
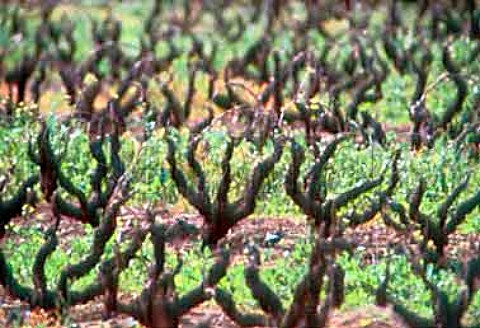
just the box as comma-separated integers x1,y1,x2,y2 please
0,296,410,328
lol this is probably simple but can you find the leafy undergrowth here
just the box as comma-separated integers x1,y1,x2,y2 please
2,211,480,327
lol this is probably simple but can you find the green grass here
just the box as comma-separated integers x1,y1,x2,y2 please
1,113,479,224
3,114,479,322
4,224,480,325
